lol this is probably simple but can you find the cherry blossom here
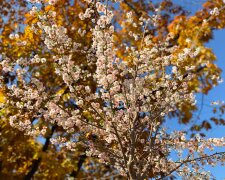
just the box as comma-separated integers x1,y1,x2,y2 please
1,1,225,179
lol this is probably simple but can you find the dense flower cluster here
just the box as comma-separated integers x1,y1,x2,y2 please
1,0,225,179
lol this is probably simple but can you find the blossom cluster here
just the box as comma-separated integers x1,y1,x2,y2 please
1,0,225,179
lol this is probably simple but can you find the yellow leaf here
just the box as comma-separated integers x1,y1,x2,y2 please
0,90,5,103
33,152,39,160
24,26,33,40
55,86,67,96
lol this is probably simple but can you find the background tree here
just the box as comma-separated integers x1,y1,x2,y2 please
0,0,121,179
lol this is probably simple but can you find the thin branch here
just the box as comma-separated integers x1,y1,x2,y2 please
160,151,225,180
123,0,142,17
112,123,128,173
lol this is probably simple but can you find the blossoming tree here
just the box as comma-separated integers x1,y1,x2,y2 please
0,0,121,178
1,0,225,179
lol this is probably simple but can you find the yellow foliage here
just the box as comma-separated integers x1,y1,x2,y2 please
0,90,5,103
24,26,34,40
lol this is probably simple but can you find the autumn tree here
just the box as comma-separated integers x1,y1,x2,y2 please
1,0,225,179
0,0,120,179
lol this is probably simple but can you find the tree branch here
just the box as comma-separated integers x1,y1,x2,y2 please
70,154,87,178
24,125,57,180
159,151,225,180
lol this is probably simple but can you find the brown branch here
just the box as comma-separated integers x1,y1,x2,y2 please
24,125,57,180
123,0,142,17
70,154,87,178
183,64,206,79
158,151,225,180
111,123,128,176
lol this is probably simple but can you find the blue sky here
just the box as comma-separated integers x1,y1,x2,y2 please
204,29,225,139
162,1,225,178
199,29,225,179
165,28,225,179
